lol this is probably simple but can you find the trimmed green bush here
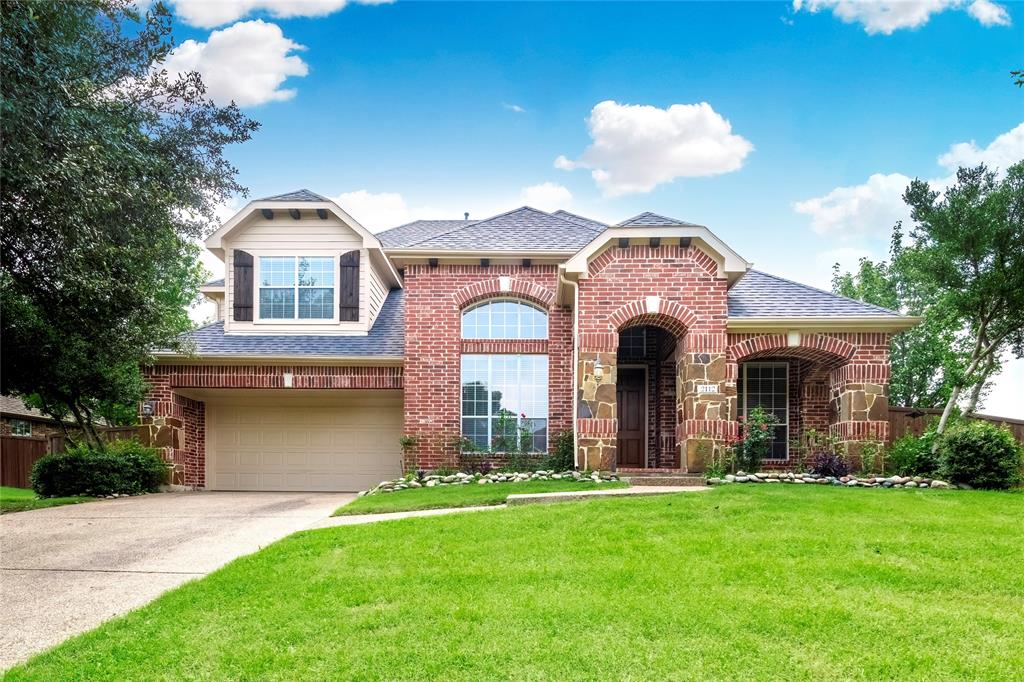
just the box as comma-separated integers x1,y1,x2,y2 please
546,430,575,471
938,421,1023,490
887,431,941,476
31,439,167,497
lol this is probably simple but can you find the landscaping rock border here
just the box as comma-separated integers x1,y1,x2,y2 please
707,471,956,489
361,470,619,496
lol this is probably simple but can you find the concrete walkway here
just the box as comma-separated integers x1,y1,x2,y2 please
0,491,353,670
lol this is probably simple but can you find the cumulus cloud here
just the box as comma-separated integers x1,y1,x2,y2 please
162,20,308,107
331,190,411,231
169,0,391,29
555,100,754,197
520,182,572,212
792,0,1011,34
793,122,1024,236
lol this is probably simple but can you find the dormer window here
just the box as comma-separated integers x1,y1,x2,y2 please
258,256,335,320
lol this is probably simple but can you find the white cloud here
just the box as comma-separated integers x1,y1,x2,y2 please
793,173,913,236
169,0,391,29
555,100,754,197
792,0,1011,34
503,102,526,113
331,190,411,231
162,20,308,107
984,355,1024,418
793,122,1024,236
520,182,572,212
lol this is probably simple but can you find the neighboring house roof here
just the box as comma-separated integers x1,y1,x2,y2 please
379,206,604,251
617,212,701,228
257,189,329,202
377,219,479,248
0,395,56,421
174,289,405,358
203,278,225,287
728,270,904,318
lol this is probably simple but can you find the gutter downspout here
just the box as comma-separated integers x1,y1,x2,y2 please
559,266,579,469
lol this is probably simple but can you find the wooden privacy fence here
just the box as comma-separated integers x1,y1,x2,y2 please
889,407,1024,443
1,427,138,489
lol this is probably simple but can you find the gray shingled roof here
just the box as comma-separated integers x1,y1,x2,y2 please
174,289,405,357
728,270,904,318
379,206,604,251
552,210,607,230
377,219,479,248
203,278,224,288
257,189,328,202
617,212,701,227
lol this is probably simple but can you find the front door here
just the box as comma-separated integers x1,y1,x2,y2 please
616,367,646,468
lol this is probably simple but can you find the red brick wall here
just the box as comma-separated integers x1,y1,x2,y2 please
402,264,573,469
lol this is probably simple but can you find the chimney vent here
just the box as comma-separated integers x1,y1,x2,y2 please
464,212,470,220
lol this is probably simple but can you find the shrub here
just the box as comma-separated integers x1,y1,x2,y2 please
809,450,850,477
938,421,1023,490
733,407,778,472
886,431,941,476
545,430,575,471
31,439,167,497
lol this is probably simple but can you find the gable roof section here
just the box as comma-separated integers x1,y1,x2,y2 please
552,210,607,230
377,219,479,248
257,189,329,202
167,289,405,359
728,270,904,318
381,206,604,252
617,212,701,228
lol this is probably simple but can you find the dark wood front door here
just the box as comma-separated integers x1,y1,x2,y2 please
616,367,646,468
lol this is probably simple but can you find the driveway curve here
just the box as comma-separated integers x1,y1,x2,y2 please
0,491,353,669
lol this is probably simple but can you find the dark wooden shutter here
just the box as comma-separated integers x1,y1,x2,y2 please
232,249,254,321
339,250,360,321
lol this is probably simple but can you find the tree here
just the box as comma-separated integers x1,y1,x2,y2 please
1,1,258,448
831,227,963,409
901,162,1024,437
1013,69,1024,87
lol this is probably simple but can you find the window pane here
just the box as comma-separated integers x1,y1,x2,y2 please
460,354,548,452
259,288,294,319
298,257,334,287
460,300,548,339
298,288,334,319
260,257,295,287
741,362,789,460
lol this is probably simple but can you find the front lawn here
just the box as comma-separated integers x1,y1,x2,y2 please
8,486,1024,680
335,478,629,515
0,486,95,514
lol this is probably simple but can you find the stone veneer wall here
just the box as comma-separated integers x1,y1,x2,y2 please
139,364,403,487
402,264,573,470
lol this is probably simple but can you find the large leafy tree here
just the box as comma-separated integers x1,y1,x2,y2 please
1,1,258,447
900,162,1024,435
832,226,963,409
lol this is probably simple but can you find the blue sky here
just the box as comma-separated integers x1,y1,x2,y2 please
164,0,1023,416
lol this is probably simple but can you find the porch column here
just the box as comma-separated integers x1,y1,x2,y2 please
576,332,618,470
137,369,205,487
828,363,890,461
677,333,737,472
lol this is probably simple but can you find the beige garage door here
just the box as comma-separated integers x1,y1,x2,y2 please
206,393,402,491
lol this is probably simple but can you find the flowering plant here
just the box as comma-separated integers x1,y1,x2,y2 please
732,406,779,472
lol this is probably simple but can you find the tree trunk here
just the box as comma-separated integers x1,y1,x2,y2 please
964,356,997,416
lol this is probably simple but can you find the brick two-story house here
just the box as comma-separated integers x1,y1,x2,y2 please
142,190,917,491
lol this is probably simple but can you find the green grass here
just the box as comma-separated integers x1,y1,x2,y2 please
334,478,629,515
0,486,95,514
8,486,1024,680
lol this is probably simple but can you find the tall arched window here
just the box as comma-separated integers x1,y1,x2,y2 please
460,299,549,451
461,299,548,339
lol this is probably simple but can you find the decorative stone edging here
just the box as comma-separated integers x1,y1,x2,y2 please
361,470,619,496
707,471,956,489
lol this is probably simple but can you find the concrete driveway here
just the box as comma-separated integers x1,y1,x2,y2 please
0,491,354,669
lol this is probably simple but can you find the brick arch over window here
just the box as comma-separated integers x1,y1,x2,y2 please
728,333,857,368
607,298,698,338
452,278,556,310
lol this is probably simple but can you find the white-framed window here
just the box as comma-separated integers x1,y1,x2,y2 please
257,256,335,320
461,299,547,339
739,362,789,459
461,355,549,452
10,419,32,437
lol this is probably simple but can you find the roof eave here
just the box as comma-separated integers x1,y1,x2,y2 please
727,316,923,332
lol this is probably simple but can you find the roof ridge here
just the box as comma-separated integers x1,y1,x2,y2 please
745,270,903,316
392,218,481,248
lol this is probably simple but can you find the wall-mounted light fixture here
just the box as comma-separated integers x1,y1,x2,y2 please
141,401,155,417
593,358,604,380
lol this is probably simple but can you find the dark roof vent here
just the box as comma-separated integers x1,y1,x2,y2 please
464,212,470,220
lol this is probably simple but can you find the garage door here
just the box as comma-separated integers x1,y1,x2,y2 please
206,394,402,491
